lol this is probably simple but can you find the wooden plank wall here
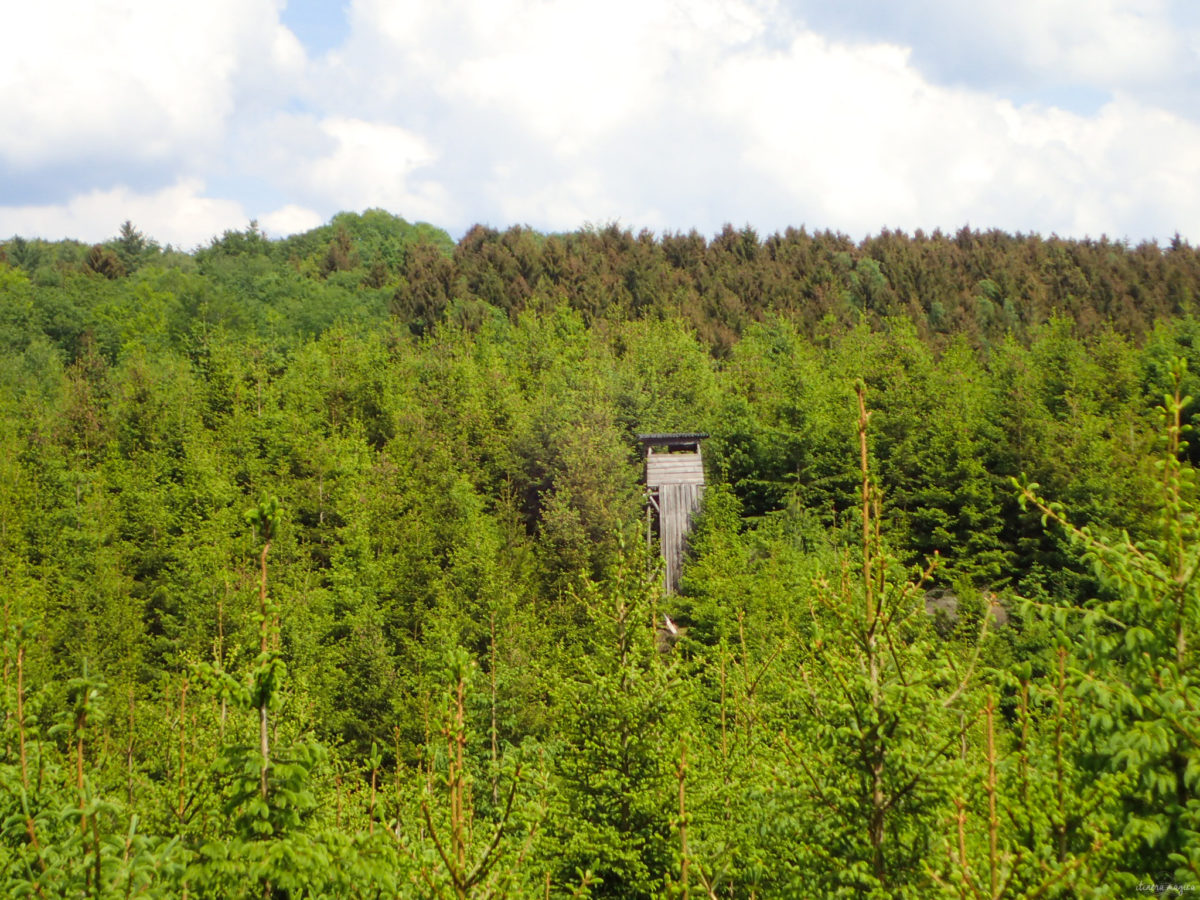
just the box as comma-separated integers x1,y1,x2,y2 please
646,453,704,486
660,482,704,593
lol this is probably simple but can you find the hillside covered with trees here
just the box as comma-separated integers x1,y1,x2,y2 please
1,210,1199,897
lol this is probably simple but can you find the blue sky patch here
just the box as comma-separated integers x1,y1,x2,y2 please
280,0,350,57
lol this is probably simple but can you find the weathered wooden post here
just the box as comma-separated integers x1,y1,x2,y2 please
638,433,707,594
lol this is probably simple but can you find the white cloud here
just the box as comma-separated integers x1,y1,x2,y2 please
344,0,770,149
710,31,1200,238
328,0,1200,240
258,204,324,238
440,0,759,154
0,0,302,171
485,165,664,232
0,179,247,248
953,0,1182,89
783,0,1197,112
3,0,1199,244
1001,0,1179,85
283,116,452,223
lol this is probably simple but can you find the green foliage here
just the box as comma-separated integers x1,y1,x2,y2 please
415,646,543,899
2,212,1199,896
544,551,687,898
1017,359,1200,884
762,385,983,898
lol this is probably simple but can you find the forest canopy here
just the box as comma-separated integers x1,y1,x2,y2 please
1,210,1199,897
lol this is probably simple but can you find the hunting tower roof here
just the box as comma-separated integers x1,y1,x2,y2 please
636,432,709,446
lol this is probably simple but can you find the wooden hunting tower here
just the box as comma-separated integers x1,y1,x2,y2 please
639,433,708,594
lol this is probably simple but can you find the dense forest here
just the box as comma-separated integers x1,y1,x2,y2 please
1,209,1199,897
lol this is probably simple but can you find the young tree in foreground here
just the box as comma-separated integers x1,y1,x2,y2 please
1016,359,1200,887
770,382,987,898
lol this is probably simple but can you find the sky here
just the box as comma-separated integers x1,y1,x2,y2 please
2,0,1199,249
